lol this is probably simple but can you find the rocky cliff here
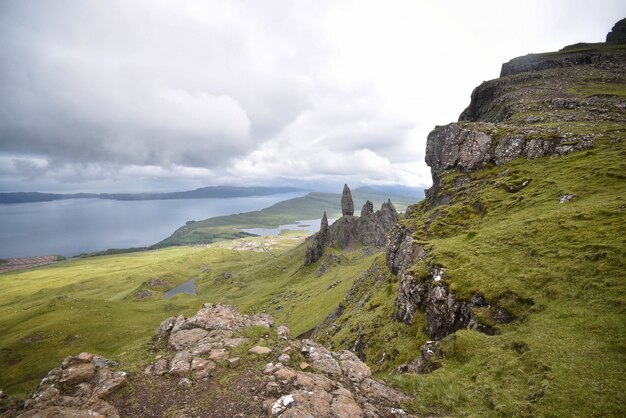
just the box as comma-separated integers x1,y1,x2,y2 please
304,184,399,265
313,20,626,416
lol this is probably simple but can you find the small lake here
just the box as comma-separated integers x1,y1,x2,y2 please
0,192,306,258
241,218,336,237
164,277,197,299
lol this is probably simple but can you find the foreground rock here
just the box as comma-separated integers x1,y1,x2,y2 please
14,353,126,418
7,304,411,417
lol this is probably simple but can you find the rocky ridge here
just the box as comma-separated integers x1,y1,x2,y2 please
314,23,626,379
304,184,399,265
4,304,411,417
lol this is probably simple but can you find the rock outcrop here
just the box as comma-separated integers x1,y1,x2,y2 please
7,305,411,417
430,23,626,208
13,353,126,418
341,184,354,216
304,186,399,265
606,17,626,44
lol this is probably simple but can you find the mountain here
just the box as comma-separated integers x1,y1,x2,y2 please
0,186,305,204
312,21,626,416
2,19,625,418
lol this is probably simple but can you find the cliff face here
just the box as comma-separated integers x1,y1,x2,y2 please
315,22,626,417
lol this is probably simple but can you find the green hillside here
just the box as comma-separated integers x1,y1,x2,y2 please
312,41,626,416
156,187,419,247
0,232,378,397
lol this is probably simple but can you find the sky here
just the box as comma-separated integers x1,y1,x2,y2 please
0,0,624,193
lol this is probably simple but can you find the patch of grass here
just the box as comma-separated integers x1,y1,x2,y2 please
571,82,626,98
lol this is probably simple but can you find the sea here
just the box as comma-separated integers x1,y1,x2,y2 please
0,192,307,259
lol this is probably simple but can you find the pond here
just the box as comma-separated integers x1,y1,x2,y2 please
164,277,197,299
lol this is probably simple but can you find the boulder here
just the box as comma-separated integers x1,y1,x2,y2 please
249,346,272,355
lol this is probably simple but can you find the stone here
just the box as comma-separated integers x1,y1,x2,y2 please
153,358,169,376
274,367,297,383
606,18,626,44
341,184,354,216
92,370,127,398
190,357,215,379
299,362,310,370
168,328,209,351
294,372,333,392
177,377,193,389
249,346,272,355
277,324,291,340
560,194,576,203
278,353,290,364
208,348,229,361
59,363,96,385
153,316,177,347
169,351,192,376
495,135,526,165
227,357,240,368
269,394,295,416
335,350,372,382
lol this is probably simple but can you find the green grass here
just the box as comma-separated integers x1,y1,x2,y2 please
315,139,626,416
570,82,626,98
0,232,377,397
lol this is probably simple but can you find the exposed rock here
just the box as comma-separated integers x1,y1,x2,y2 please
177,377,193,389
169,350,192,376
153,316,177,348
9,304,411,418
168,328,209,351
606,18,626,44
13,353,125,418
341,184,354,216
227,357,240,368
305,188,399,265
249,346,272,355
304,213,331,265
559,194,576,203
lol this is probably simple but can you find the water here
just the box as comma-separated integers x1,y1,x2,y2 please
242,218,336,237
164,277,197,299
0,192,306,258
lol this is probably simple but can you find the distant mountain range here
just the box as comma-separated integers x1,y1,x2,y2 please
0,185,425,204
0,186,306,204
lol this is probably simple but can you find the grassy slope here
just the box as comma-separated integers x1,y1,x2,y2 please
316,139,626,416
0,232,378,397
157,188,417,247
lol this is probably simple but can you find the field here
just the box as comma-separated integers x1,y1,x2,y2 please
0,231,378,397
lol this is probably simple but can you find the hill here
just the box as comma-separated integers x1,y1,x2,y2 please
1,20,625,418
0,186,305,204
312,27,626,416
156,187,420,247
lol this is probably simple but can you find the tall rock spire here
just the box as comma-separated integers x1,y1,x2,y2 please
341,184,354,216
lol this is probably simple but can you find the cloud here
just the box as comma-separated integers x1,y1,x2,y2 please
0,0,624,192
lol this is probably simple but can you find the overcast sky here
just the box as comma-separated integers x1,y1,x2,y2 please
0,0,624,193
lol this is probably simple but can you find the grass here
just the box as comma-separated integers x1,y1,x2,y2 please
0,231,377,397
315,139,626,416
